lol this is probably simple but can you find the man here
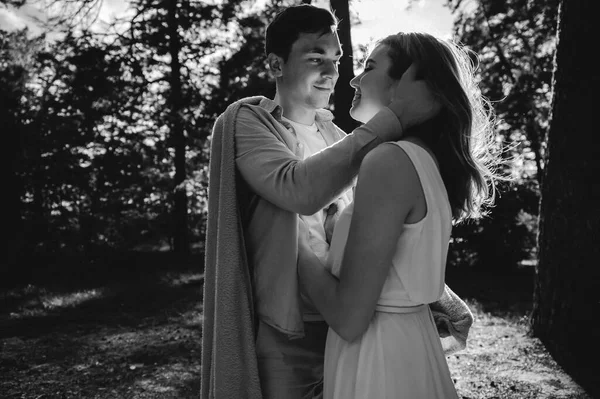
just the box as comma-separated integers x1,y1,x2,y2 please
201,4,439,399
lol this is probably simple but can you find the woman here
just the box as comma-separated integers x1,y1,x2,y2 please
298,32,503,398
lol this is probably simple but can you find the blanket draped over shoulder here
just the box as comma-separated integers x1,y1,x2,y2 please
200,98,263,399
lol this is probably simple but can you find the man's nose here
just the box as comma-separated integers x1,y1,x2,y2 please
322,60,339,79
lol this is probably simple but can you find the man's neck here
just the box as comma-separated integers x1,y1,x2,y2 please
273,92,317,126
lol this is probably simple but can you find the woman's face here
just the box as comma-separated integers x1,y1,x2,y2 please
349,44,398,124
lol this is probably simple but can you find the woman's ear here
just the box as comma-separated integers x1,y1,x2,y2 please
401,63,419,81
267,53,284,78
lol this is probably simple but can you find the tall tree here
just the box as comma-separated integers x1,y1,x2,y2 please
166,0,188,255
1,28,43,268
330,0,358,133
531,1,600,396
111,0,244,254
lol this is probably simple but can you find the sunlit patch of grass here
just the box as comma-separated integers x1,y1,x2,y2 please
40,289,105,310
162,364,195,380
136,379,175,393
445,296,593,399
7,288,106,319
464,297,531,325
73,363,91,372
178,305,203,328
163,272,203,287
4,284,48,299
11,308,49,318
134,363,197,394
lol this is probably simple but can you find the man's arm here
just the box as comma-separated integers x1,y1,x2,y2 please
235,106,400,216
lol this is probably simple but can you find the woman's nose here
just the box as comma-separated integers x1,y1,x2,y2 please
349,74,359,88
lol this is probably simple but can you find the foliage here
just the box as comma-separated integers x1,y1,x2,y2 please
112,0,247,254
5,0,252,258
451,0,558,177
204,0,294,117
13,31,155,253
439,0,559,270
2,28,44,267
449,179,540,271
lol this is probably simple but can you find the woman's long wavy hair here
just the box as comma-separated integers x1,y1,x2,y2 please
377,32,504,223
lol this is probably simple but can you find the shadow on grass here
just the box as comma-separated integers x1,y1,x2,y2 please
1,279,202,339
1,251,204,293
0,252,204,343
1,251,204,398
1,252,204,340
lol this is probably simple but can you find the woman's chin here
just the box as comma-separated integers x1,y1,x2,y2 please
350,108,369,124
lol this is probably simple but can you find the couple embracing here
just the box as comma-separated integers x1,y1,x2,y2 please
202,4,502,399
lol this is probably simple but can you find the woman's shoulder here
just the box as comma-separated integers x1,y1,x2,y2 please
392,138,440,171
363,141,413,171
366,138,433,167
359,142,422,191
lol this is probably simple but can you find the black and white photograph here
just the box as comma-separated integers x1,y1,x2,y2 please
1,0,598,398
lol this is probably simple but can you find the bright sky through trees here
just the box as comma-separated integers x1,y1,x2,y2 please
317,0,453,44
1,0,453,45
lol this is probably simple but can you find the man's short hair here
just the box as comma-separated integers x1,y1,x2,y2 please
265,4,338,62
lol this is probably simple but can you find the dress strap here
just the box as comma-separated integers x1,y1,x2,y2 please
375,304,427,314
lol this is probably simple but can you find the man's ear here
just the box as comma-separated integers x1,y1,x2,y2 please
267,53,284,78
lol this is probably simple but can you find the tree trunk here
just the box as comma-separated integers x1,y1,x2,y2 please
5,82,25,269
531,1,600,396
167,0,189,256
526,109,544,185
30,101,49,252
330,0,359,133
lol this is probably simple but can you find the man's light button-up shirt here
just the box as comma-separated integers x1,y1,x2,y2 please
282,116,330,265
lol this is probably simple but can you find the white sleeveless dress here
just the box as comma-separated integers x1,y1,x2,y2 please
323,141,460,399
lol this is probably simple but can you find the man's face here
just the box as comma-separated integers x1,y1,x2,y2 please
278,31,342,111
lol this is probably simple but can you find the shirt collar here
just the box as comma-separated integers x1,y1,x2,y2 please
258,97,334,124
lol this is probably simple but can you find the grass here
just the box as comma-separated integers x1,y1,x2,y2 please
0,253,596,398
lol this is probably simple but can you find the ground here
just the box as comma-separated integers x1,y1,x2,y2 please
0,254,595,398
